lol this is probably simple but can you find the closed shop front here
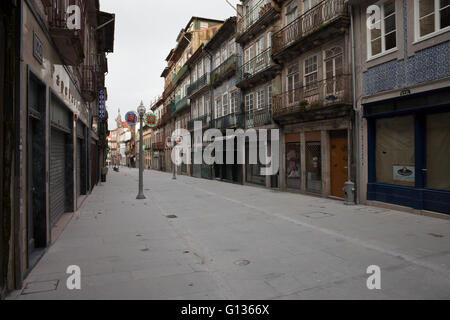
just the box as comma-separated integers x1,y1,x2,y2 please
91,140,98,190
50,129,67,226
245,140,265,186
366,88,450,215
76,123,86,200
191,147,202,178
285,133,301,190
50,94,73,227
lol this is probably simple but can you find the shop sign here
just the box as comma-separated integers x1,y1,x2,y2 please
145,113,158,128
98,89,106,120
125,111,138,126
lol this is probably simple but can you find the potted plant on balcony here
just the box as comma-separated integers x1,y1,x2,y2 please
259,3,271,17
299,99,309,108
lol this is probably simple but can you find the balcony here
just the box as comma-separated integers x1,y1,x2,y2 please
162,108,171,124
171,96,190,116
237,0,280,44
187,73,210,97
212,113,245,130
187,114,210,131
163,80,173,99
172,65,189,85
96,72,105,90
156,134,165,150
272,74,352,123
81,65,97,102
210,55,238,88
156,116,162,128
48,0,85,66
237,48,279,88
272,0,349,61
246,107,273,129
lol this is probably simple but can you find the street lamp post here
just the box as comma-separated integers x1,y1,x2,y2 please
136,101,146,200
172,139,177,180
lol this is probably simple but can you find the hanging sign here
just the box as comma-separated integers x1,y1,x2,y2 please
125,111,138,126
145,113,158,128
98,89,106,120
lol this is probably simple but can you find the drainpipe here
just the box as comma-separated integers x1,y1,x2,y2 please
14,0,24,290
203,47,215,179
350,4,360,205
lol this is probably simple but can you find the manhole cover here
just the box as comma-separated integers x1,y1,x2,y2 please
21,280,59,295
428,233,444,238
166,215,178,219
356,207,389,214
234,259,250,266
302,211,334,219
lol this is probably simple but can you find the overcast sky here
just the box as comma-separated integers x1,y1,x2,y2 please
100,0,240,130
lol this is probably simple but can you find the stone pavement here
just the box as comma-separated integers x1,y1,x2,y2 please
8,168,450,299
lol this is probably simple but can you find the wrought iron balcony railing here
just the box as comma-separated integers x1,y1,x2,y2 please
210,55,238,88
246,107,273,128
238,48,272,81
187,73,210,96
239,0,273,35
163,80,173,99
272,0,347,56
272,74,352,118
187,114,210,131
172,65,189,85
162,109,171,123
172,96,190,115
81,65,97,102
212,113,245,129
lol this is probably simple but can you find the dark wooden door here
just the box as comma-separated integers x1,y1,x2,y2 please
330,132,348,198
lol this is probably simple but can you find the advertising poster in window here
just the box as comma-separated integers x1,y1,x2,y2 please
393,164,415,186
286,143,301,189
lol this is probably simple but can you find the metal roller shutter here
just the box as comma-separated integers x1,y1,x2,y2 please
77,138,81,196
50,129,66,227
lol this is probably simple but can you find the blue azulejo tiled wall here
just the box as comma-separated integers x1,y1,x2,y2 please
363,0,450,96
363,41,450,96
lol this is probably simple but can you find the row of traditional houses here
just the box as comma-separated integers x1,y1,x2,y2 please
147,0,449,216
1,0,115,297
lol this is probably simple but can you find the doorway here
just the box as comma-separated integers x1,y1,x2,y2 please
27,71,47,266
330,130,348,198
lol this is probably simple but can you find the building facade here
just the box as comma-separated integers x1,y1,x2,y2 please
148,1,449,217
1,0,115,296
160,17,224,177
236,0,281,188
206,17,244,183
186,44,213,179
272,0,353,198
351,0,450,214
1,0,21,298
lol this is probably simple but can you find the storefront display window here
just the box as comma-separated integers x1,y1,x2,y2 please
376,116,415,185
286,143,301,189
427,112,450,191
306,142,322,193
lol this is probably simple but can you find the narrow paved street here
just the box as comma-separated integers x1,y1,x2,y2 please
9,168,450,300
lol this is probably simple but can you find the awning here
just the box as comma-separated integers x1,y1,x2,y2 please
97,11,115,53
